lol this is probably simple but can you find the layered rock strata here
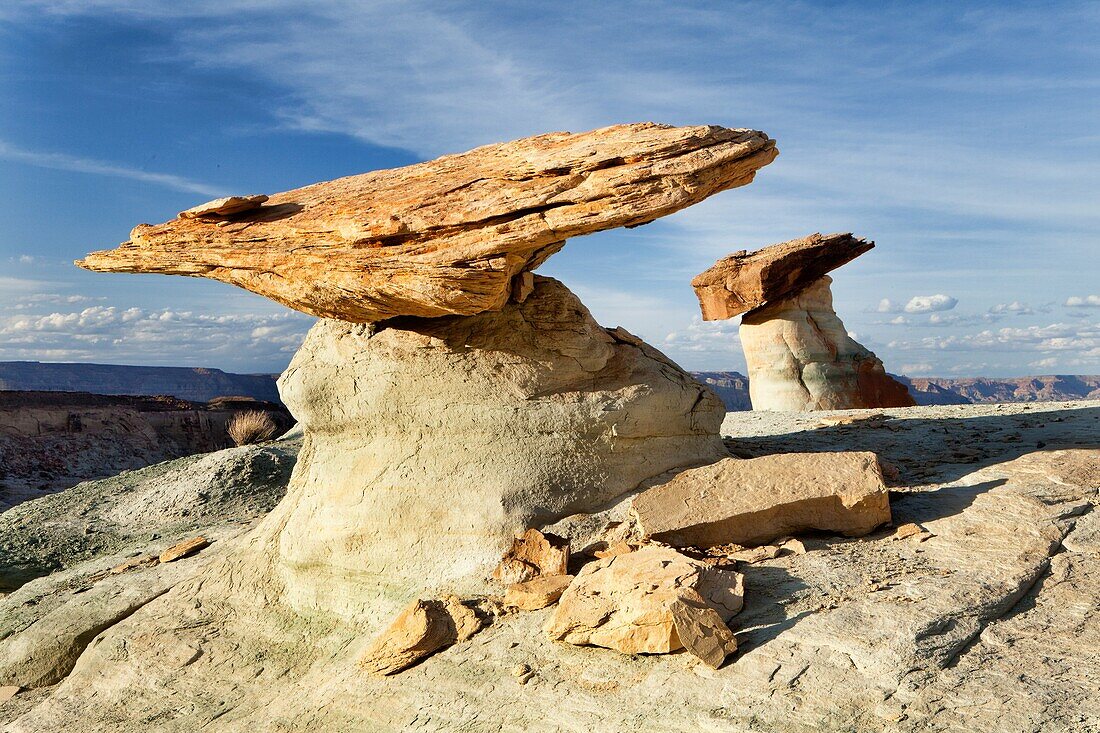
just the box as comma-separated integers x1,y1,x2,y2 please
78,123,777,322
691,232,873,320
274,276,726,619
740,276,914,410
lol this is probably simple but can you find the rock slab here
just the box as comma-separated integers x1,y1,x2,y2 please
632,451,891,548
79,123,777,322
691,232,873,320
358,597,483,676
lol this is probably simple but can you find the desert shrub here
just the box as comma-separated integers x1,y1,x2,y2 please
227,410,278,446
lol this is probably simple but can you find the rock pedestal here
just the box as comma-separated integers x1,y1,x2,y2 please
739,276,913,411
274,276,726,619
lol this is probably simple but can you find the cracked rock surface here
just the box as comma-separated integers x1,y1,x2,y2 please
78,123,777,322
2,401,1095,731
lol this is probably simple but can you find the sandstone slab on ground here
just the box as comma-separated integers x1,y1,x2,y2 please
633,451,891,548
544,545,743,665
503,575,573,611
740,276,915,411
691,232,873,320
79,123,777,322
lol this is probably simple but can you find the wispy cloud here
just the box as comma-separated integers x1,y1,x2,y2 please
0,139,224,196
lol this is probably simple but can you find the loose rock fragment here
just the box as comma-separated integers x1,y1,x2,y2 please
109,555,159,574
158,537,210,563
544,546,742,667
632,452,891,548
178,194,268,219
492,529,570,585
0,685,19,703
504,575,574,611
893,523,933,542
359,596,484,676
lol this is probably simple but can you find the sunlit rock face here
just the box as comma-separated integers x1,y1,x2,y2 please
739,276,915,411
275,276,727,619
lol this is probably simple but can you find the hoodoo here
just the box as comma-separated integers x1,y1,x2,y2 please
692,233,915,411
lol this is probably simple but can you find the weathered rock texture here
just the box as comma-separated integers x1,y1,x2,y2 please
273,276,726,619
692,232,873,320
632,452,891,548
740,276,915,411
3,401,1098,732
78,124,777,322
544,546,742,666
358,597,484,676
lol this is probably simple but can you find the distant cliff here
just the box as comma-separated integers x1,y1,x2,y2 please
0,391,293,510
692,371,1100,411
0,361,281,404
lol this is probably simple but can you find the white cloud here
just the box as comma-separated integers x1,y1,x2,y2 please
0,302,314,370
904,294,958,314
0,139,224,197
876,298,900,313
988,301,1034,315
1065,295,1100,308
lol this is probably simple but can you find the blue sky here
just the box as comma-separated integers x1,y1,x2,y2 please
1,1,1098,375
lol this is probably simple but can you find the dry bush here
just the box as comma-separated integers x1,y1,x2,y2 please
227,410,278,446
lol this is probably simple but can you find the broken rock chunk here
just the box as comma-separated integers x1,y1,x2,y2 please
632,452,891,548
158,537,209,563
178,194,268,219
504,575,574,611
358,596,484,676
543,546,742,668
492,529,570,585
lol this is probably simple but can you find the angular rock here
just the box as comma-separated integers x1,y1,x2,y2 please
78,123,777,322
178,194,268,219
274,276,727,619
358,596,483,676
0,686,18,703
632,452,891,548
158,536,209,563
544,546,742,666
691,232,873,320
739,277,915,411
503,575,573,611
491,529,569,585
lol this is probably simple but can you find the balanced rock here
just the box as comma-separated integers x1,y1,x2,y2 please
274,276,727,619
544,546,742,667
691,232,873,320
358,596,483,676
78,123,777,322
740,276,915,411
632,452,891,548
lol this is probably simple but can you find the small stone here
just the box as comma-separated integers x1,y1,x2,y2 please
0,685,19,703
778,537,807,555
158,536,210,563
504,575,573,611
512,663,531,677
727,545,780,563
178,194,268,219
359,596,484,676
892,523,932,542
492,529,569,585
593,541,635,559
109,555,158,574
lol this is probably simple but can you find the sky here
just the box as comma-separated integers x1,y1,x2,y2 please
1,1,1097,376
